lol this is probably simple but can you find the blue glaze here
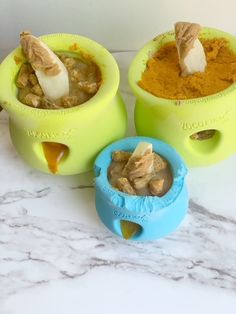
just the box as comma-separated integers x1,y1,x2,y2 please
94,136,188,241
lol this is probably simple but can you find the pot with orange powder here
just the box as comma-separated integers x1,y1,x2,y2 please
129,24,236,166
0,33,127,174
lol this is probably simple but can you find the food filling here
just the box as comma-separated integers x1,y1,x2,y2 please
190,129,216,140
108,143,173,197
16,52,101,109
120,220,142,240
42,142,69,174
139,38,236,100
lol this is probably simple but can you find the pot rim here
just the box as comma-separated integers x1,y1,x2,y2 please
0,33,120,116
94,136,188,213
128,27,236,106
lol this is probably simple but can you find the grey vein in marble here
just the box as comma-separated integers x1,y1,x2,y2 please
0,196,236,300
70,185,94,190
0,188,51,205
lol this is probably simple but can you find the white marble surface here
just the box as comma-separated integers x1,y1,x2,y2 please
0,52,236,313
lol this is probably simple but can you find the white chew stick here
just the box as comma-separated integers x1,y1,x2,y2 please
35,65,69,100
130,142,153,157
183,38,206,75
123,142,153,174
175,22,207,76
20,32,69,100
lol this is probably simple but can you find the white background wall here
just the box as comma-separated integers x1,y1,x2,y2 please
1,0,236,59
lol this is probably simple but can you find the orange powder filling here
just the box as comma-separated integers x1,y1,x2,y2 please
139,39,236,99
42,142,69,174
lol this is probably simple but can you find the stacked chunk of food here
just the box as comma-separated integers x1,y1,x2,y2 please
108,142,173,197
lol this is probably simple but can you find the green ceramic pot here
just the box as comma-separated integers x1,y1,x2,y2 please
129,28,236,166
0,33,127,174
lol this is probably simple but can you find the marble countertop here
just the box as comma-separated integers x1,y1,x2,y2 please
1,52,236,314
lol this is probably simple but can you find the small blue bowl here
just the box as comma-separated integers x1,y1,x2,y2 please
94,136,188,241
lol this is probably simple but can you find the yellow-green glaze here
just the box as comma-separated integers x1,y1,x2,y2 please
0,34,127,174
129,28,236,166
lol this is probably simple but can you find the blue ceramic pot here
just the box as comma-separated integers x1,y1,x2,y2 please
94,136,188,241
